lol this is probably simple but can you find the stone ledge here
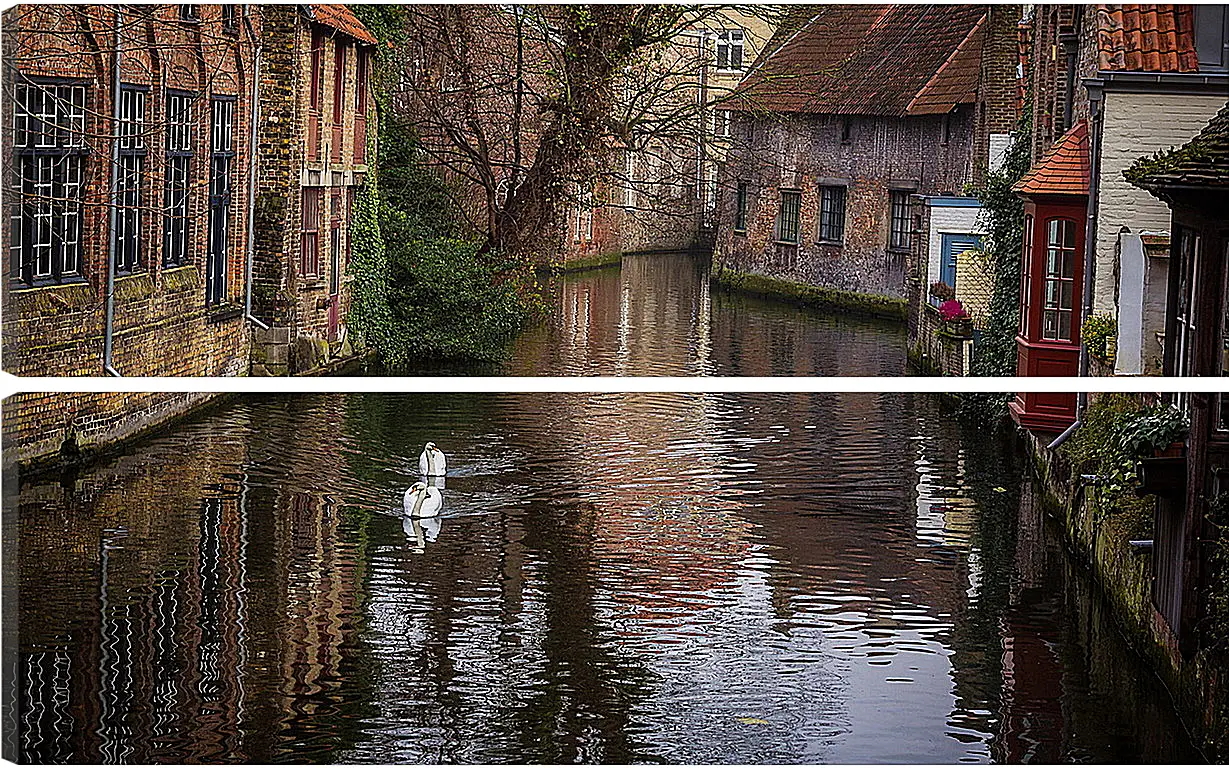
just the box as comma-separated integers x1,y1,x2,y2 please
712,266,908,322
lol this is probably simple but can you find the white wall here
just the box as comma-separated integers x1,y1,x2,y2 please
925,203,984,289
1094,91,1224,316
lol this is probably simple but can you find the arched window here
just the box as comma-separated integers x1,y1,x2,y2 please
1042,218,1077,341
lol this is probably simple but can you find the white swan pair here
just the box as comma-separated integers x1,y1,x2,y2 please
405,442,447,518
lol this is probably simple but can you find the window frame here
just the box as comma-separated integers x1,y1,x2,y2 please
9,76,88,288
888,190,912,251
734,181,749,233
817,184,847,244
163,90,194,269
206,95,236,306
221,4,238,34
715,28,745,71
713,108,732,139
1041,217,1078,342
775,189,801,245
301,186,323,278
114,83,149,276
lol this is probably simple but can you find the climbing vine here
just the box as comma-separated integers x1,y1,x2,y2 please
346,5,542,367
960,101,1033,424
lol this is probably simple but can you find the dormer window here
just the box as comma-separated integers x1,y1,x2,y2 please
1195,4,1229,71
716,29,745,71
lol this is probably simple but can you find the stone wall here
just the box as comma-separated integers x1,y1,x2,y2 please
3,391,218,468
715,110,977,301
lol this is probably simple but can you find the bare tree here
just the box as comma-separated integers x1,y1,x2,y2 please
382,4,787,258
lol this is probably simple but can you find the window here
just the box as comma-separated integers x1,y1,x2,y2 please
114,85,147,275
840,117,852,143
623,150,636,208
713,109,732,139
221,4,237,33
1042,218,1077,341
1019,214,1033,335
1194,4,1229,71
734,181,748,232
942,112,952,145
889,191,912,250
776,190,801,244
9,79,86,286
355,49,369,160
164,92,193,268
330,189,343,296
301,187,322,277
206,97,235,305
333,41,347,126
179,4,198,22
308,29,324,160
818,185,846,242
716,29,745,70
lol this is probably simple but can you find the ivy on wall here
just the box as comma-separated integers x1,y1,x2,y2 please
961,102,1033,423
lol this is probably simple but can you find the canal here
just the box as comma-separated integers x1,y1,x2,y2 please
376,252,908,376
9,392,1202,763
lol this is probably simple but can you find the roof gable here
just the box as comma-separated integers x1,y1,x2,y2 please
1015,121,1091,197
731,5,989,117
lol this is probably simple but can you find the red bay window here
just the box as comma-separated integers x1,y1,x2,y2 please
1010,122,1089,432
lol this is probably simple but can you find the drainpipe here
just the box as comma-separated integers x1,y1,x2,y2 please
243,12,269,330
1048,78,1104,451
102,9,123,377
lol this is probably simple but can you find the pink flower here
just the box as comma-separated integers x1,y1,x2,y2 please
939,299,968,321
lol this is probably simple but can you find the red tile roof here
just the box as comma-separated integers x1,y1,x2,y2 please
307,4,376,45
1095,5,1198,73
731,5,989,117
1015,121,1091,197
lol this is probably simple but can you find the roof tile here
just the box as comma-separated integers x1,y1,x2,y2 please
1096,5,1198,73
731,5,988,117
1128,102,1229,190
1015,121,1091,197
308,4,376,45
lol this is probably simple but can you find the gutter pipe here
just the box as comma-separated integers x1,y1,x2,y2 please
1049,78,1105,451
102,9,123,376
243,12,269,330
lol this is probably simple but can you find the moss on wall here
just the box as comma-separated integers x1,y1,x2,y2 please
712,266,908,321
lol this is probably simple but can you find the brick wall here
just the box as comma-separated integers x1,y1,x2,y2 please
714,110,977,300
1094,90,1226,317
251,6,374,374
971,5,1026,188
3,391,217,468
2,5,259,379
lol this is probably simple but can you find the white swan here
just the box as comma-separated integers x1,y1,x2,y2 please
403,481,443,518
419,442,447,477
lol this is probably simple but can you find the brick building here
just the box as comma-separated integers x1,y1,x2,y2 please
1011,4,1228,430
250,4,376,374
2,4,260,378
712,5,1020,323
558,9,781,266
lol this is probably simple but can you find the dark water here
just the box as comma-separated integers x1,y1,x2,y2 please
7,393,1201,763
378,252,907,376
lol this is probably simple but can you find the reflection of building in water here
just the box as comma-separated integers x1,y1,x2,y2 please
13,396,369,763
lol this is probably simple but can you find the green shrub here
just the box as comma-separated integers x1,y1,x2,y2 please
1082,313,1117,362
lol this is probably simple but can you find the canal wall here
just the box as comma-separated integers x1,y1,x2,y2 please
2,392,227,472
1018,414,1228,760
711,266,908,322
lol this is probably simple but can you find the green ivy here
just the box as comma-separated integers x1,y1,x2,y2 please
960,101,1033,424
345,6,541,367
1061,394,1188,500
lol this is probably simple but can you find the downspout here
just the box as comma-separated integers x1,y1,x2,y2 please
102,9,123,376
243,12,269,330
1049,78,1104,451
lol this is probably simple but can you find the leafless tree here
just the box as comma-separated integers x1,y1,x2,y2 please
382,4,788,258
